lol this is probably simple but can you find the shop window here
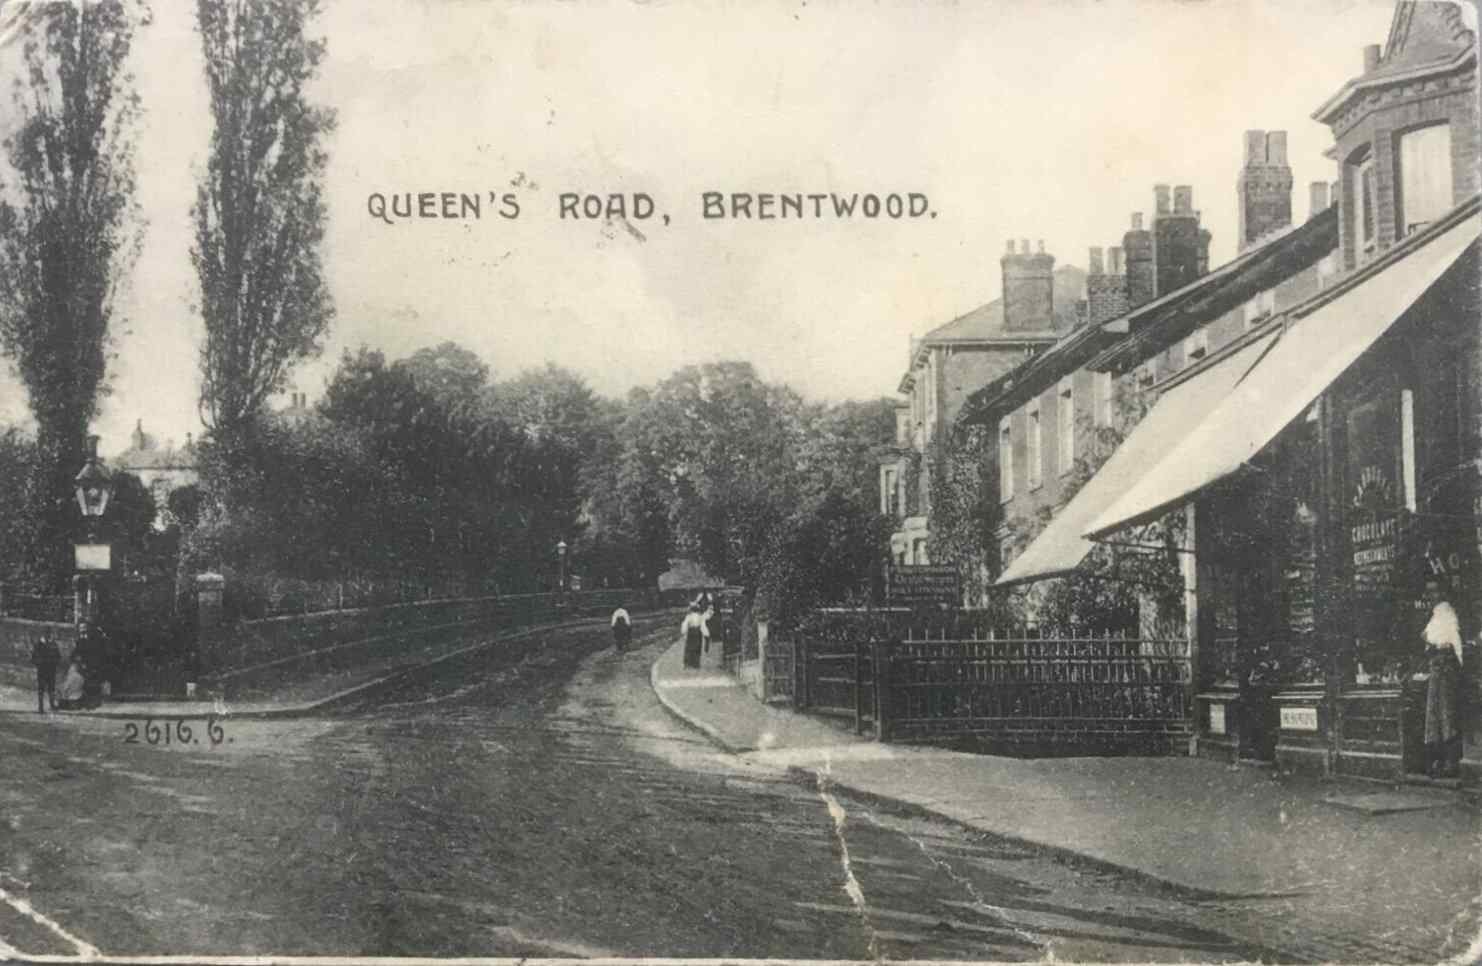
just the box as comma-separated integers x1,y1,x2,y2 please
882,467,899,517
913,538,928,565
998,417,1014,502
1397,123,1452,237
1027,402,1042,490
1057,378,1075,476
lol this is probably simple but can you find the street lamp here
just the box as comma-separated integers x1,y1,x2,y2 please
556,540,568,598
72,435,114,705
74,435,114,527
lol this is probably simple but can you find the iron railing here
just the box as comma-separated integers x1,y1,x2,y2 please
789,621,1194,749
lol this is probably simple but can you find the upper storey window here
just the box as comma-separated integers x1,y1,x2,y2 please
1397,123,1453,238
1355,150,1377,263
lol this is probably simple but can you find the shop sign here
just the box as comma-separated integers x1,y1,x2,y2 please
1208,703,1227,735
1280,706,1319,731
887,565,960,605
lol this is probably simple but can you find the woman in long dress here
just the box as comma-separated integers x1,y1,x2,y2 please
681,605,705,669
1422,579,1463,778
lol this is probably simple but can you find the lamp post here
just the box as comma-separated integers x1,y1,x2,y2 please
72,435,114,705
556,540,568,601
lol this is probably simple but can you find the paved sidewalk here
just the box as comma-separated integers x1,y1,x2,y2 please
0,610,674,720
651,639,1482,961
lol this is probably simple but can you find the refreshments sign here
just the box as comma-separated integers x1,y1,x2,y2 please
887,565,960,605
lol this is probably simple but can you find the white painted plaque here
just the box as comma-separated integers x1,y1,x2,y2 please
1280,706,1319,732
73,543,111,571
1208,703,1227,735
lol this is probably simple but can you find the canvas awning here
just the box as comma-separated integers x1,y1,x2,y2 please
1086,209,1480,541
995,332,1277,587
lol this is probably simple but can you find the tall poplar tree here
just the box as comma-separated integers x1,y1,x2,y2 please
192,0,335,440
0,3,142,585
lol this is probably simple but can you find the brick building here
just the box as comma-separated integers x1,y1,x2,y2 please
880,243,1084,566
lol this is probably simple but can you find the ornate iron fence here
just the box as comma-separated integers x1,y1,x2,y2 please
788,615,1194,751
882,634,1191,744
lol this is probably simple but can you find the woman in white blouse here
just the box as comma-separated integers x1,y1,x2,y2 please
1421,578,1463,778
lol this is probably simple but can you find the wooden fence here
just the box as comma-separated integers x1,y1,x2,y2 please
787,622,1193,752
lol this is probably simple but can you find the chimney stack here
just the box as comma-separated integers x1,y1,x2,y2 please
1000,237,1056,333
1124,211,1155,308
1237,129,1294,251
1086,241,1129,325
1152,184,1209,296
1363,43,1382,73
1309,181,1331,219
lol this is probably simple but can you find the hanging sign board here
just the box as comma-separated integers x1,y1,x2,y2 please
74,544,112,572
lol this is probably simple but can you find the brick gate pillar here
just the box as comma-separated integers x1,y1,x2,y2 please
193,572,225,696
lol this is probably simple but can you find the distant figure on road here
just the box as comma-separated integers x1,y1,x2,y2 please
55,654,86,711
30,634,58,714
1421,578,1463,778
681,604,707,669
610,604,632,652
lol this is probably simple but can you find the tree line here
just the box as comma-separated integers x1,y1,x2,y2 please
0,3,896,619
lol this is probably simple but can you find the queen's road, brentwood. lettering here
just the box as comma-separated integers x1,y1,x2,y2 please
702,191,934,219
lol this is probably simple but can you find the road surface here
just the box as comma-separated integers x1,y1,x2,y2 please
0,620,1295,960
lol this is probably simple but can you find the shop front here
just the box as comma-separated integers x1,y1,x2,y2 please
1084,205,1481,781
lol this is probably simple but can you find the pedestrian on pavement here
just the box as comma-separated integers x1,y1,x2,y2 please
30,634,59,713
611,604,632,652
1421,578,1463,778
681,604,706,669
55,653,86,711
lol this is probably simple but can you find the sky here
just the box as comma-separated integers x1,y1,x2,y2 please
0,0,1416,456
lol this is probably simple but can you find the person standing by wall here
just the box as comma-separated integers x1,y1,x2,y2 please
30,634,59,714
1422,578,1463,778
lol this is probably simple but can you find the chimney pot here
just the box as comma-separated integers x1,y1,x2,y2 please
1266,131,1288,165
1309,181,1331,219
1037,239,1046,254
1363,43,1381,73
1154,184,1171,214
1244,130,1267,164
1019,237,1031,254
1108,246,1125,275
1005,240,1016,255
1131,212,1144,230
1088,246,1105,275
1173,185,1193,214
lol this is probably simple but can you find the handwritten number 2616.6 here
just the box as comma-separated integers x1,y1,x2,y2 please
122,718,226,747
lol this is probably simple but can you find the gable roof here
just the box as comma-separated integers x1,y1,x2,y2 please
1313,0,1476,123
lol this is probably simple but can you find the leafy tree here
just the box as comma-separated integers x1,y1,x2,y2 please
403,341,490,414
0,3,143,585
0,426,42,586
192,0,335,438
166,483,203,530
107,471,157,565
612,362,806,588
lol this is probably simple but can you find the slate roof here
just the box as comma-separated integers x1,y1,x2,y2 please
917,265,1087,345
